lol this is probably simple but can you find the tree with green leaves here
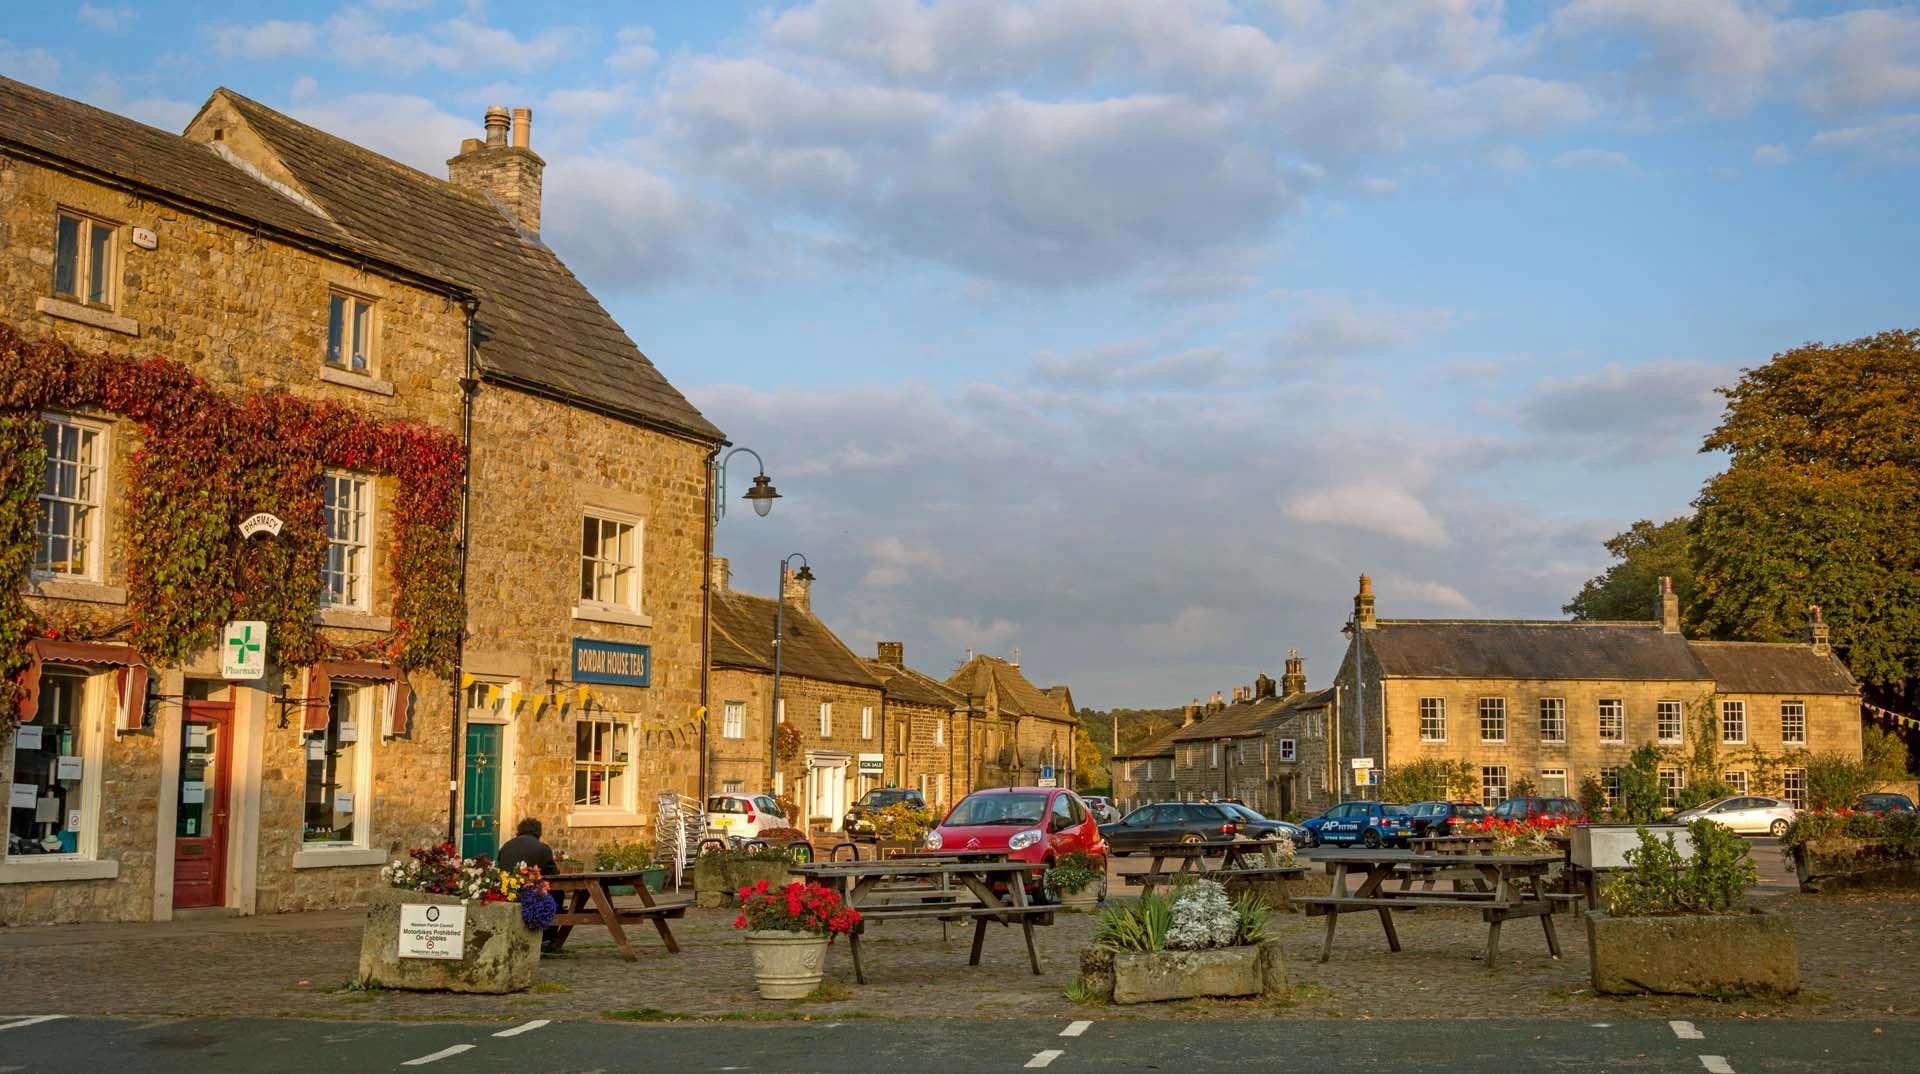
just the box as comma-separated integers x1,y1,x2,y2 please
1380,758,1478,803
1564,517,1695,622
1617,744,1667,823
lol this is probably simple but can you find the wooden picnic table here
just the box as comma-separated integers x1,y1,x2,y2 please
1295,849,1570,966
545,868,691,961
1124,839,1303,898
1408,833,1500,855
792,859,1054,983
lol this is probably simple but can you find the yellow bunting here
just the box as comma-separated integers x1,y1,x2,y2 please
459,673,476,689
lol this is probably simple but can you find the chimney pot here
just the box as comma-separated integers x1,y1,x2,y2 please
1807,604,1831,655
1354,574,1378,630
877,641,904,665
511,107,532,149
460,137,482,155
1658,575,1681,634
708,556,729,593
483,105,510,147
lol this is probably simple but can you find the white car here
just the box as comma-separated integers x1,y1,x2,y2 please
1673,795,1797,837
1080,795,1121,823
705,793,792,840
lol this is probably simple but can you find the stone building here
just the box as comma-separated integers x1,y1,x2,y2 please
0,78,723,923
708,563,886,832
1332,575,1861,810
1112,725,1181,813
946,654,1079,791
1167,656,1338,818
864,642,968,810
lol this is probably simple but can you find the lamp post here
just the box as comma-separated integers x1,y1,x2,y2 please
702,446,779,803
769,552,808,791
712,446,780,521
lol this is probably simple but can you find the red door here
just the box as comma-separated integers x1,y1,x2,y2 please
172,701,232,909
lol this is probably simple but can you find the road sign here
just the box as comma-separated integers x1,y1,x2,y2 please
1368,769,1383,786
1350,757,1374,770
1041,764,1055,780
221,620,267,680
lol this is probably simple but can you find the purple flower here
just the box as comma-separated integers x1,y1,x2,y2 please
520,887,557,931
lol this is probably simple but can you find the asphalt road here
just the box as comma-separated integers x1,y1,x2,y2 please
0,1014,1907,1073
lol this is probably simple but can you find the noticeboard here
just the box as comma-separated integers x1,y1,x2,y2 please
398,903,466,960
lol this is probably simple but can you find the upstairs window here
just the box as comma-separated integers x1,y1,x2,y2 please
819,702,832,738
1479,697,1506,743
35,415,105,580
1780,700,1807,746
1419,697,1446,741
1658,700,1685,744
861,706,873,740
326,293,375,372
1721,700,1747,745
579,514,641,611
722,700,745,740
1597,699,1624,743
53,211,115,308
321,471,371,611
1538,698,1566,743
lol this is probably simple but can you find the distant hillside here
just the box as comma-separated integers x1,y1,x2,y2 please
1075,706,1183,793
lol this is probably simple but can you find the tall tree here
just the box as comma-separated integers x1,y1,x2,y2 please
1564,517,1695,621
1691,329,1920,704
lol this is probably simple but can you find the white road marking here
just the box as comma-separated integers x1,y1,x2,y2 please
1060,1021,1092,1037
1026,1049,1065,1068
402,1045,476,1066
0,1017,66,1033
1671,1021,1705,1040
1700,1057,1734,1074
1589,1023,1612,1028
493,1020,551,1038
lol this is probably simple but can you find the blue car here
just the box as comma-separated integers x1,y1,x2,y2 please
1301,800,1417,848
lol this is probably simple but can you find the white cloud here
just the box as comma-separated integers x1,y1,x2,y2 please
608,26,658,72
291,93,474,174
541,156,725,290
1552,147,1633,171
1267,292,1451,365
1376,574,1474,614
1752,142,1792,165
1506,359,1730,461
210,19,318,60
77,5,134,32
290,76,318,102
0,40,57,85
1811,113,1920,158
312,10,585,75
1286,484,1450,547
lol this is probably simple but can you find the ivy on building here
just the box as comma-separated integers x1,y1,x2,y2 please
0,322,464,726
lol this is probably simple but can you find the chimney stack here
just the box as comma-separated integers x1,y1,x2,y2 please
1354,574,1377,630
708,556,730,593
877,641,904,665
1282,649,1307,696
1254,673,1276,700
1658,576,1681,634
1807,605,1831,655
782,564,814,614
448,104,546,235
1183,700,1200,726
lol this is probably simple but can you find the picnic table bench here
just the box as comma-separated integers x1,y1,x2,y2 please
1294,849,1565,966
794,859,1054,984
545,868,691,961
1120,840,1304,898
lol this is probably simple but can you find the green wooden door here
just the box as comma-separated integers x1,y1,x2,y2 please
462,722,502,861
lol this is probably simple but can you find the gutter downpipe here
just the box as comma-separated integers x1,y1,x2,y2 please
449,296,480,846
700,444,720,803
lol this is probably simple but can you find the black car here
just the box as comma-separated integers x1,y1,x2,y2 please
1855,793,1917,815
1407,800,1488,838
1218,802,1316,848
841,787,929,837
1099,802,1242,855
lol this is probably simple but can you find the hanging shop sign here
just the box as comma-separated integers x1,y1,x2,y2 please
221,620,267,680
858,753,884,774
238,512,284,539
570,638,651,687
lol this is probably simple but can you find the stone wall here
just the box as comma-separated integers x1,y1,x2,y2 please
709,667,773,797
764,674,885,833
899,698,960,809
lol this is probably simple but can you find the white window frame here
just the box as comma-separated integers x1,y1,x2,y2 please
1,666,109,872
1725,770,1749,794
1538,698,1566,744
934,718,945,747
1599,766,1621,806
321,470,372,612
861,706,873,740
34,413,108,582
1597,699,1625,744
1479,698,1506,743
1419,697,1446,742
1657,699,1684,744
1276,737,1297,762
1783,767,1807,809
1539,768,1567,798
573,710,634,813
1780,700,1806,747
326,290,377,373
1658,766,1685,809
1720,699,1746,745
777,698,786,725
1481,764,1508,806
721,779,744,794
578,511,644,615
304,682,374,849
52,209,117,309
819,702,832,738
722,700,745,740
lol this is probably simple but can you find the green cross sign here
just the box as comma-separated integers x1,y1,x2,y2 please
229,626,259,662
221,620,268,679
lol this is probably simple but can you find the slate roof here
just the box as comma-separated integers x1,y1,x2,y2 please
865,659,964,710
1689,642,1858,696
1115,723,1183,760
209,89,723,443
0,76,444,290
709,591,882,690
1171,687,1336,742
1366,620,1709,681
947,656,1073,722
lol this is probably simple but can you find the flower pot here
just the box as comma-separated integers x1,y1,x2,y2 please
642,865,668,892
1055,880,1104,912
745,930,831,999
554,861,586,875
1586,909,1798,996
1106,941,1287,1005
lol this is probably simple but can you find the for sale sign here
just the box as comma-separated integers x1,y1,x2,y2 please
398,903,465,960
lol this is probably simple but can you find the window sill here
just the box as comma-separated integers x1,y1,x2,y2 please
293,846,386,869
0,858,119,884
319,367,396,396
566,812,647,828
571,605,653,629
37,296,139,336
25,577,128,605
314,608,394,631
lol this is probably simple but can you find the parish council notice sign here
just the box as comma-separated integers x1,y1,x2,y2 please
399,904,466,960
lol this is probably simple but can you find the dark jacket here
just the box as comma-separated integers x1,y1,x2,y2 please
495,834,556,876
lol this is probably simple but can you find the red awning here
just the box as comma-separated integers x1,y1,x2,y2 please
302,660,411,736
17,638,148,730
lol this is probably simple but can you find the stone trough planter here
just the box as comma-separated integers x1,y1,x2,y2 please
357,888,537,994
1077,941,1287,1005
694,857,799,909
1586,909,1798,997
1791,838,1920,893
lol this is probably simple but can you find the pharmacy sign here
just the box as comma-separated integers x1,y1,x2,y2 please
221,620,267,680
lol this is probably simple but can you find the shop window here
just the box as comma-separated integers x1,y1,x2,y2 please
7,670,91,858
574,713,631,810
305,684,370,845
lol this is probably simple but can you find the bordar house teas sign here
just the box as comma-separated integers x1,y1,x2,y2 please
398,903,465,959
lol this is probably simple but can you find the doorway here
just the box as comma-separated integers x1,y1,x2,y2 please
172,701,233,909
462,721,503,861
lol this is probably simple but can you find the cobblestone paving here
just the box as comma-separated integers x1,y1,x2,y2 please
2,888,1913,1023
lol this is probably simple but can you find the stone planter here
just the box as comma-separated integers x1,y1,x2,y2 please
1586,909,1798,997
1052,879,1105,912
695,857,798,908
357,888,537,995
1220,868,1320,913
745,930,830,999
1084,941,1287,1005
1792,838,1920,893
1571,824,1693,870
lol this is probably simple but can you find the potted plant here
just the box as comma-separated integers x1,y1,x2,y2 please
1074,879,1285,1004
1783,808,1920,892
733,879,861,999
695,843,801,907
358,843,556,994
1586,819,1798,996
1042,850,1106,911
594,839,662,894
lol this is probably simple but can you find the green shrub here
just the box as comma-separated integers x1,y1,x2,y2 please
1380,758,1477,803
1615,744,1666,823
1780,809,1920,850
594,840,653,871
1601,819,1757,915
1095,892,1173,952
1805,753,1879,810
1230,892,1268,946
1043,851,1104,899
1576,776,1608,821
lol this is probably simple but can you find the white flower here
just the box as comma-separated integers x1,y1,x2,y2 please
1165,879,1238,950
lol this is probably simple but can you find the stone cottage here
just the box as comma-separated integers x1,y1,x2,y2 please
1167,655,1337,818
946,654,1080,792
864,642,969,810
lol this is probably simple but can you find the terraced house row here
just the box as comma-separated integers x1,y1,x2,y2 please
0,76,1077,926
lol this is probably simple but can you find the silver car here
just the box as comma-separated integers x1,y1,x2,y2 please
1080,795,1121,823
1674,795,1797,837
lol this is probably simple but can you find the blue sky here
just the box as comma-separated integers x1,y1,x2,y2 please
9,1,1920,708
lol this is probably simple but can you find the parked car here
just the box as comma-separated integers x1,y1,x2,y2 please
841,787,930,837
1855,793,1917,815
1673,795,1798,836
705,793,791,840
1488,796,1586,824
1217,802,1314,847
1300,801,1417,848
924,787,1105,870
1098,801,1243,855
1080,795,1122,823
1407,800,1488,838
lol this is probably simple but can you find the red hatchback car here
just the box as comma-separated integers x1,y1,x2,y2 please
925,787,1106,873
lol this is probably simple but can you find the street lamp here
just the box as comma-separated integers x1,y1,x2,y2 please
769,552,809,790
712,446,780,521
